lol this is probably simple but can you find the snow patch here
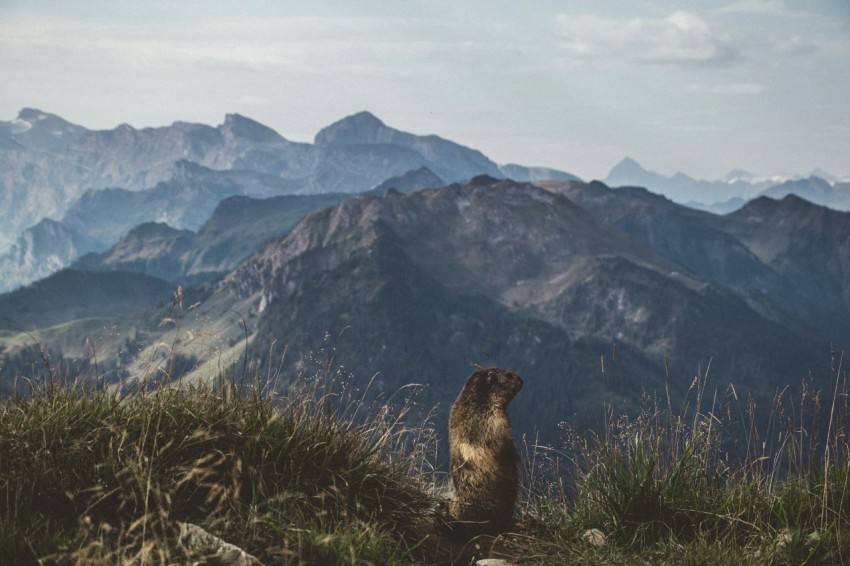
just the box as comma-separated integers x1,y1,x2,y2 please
10,119,32,134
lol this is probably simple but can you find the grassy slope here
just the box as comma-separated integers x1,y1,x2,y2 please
1,356,849,565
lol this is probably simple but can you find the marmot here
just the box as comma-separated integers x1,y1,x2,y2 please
448,367,523,537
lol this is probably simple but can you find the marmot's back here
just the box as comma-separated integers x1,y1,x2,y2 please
448,368,523,537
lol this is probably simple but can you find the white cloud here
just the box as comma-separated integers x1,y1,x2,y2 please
555,11,738,66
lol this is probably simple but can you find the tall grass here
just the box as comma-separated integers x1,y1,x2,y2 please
0,356,439,564
523,358,850,564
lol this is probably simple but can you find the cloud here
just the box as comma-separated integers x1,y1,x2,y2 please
0,15,477,77
555,11,739,66
685,82,766,95
717,1,791,16
771,34,818,56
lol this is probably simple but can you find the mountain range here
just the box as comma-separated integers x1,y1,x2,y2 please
604,157,849,212
2,175,845,444
0,109,568,291
1,108,847,444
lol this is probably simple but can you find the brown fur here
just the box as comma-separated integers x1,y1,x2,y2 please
448,367,523,537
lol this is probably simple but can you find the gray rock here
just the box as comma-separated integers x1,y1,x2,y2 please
178,522,263,565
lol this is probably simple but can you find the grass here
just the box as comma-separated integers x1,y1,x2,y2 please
0,358,439,565
1,344,849,564
520,360,850,564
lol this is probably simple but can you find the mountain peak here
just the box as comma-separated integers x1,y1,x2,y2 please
608,157,647,178
17,108,50,121
220,113,284,143
8,108,88,150
314,111,389,147
734,193,821,221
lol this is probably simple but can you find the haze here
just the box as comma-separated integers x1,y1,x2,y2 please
1,0,848,180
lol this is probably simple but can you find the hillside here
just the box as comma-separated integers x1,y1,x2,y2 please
540,180,850,339
74,192,349,283
0,269,173,331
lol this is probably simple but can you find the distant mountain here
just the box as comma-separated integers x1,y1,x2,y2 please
61,160,303,246
74,192,348,283
0,109,310,252
0,162,446,293
313,111,502,184
0,108,527,255
537,180,792,308
498,164,582,183
2,108,88,152
756,176,850,210
0,161,310,292
539,179,850,341
364,166,443,196
0,269,173,331
74,222,197,283
685,197,748,215
604,157,776,206
719,194,850,337
0,219,101,292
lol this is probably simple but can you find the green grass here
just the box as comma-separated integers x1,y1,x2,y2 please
2,354,849,564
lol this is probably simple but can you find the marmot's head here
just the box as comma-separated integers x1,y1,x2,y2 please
458,367,523,410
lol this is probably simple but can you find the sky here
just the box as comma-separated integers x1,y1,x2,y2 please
1,0,848,181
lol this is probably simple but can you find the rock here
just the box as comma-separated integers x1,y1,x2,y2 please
582,528,607,547
177,522,263,565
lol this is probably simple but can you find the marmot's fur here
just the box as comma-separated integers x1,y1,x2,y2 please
448,367,523,536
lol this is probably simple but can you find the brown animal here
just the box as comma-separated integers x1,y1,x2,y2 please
448,367,523,537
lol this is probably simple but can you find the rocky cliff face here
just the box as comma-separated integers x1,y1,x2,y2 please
0,219,100,292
